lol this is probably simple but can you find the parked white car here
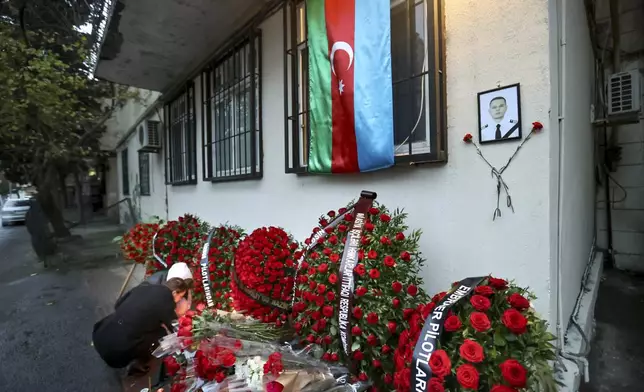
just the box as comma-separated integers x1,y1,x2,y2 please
1,199,31,227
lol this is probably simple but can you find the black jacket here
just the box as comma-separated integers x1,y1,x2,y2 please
92,283,177,368
146,269,168,285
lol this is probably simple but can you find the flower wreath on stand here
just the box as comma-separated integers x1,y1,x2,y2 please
150,214,210,275
463,121,544,220
119,221,161,267
231,226,300,325
393,276,557,392
291,198,429,390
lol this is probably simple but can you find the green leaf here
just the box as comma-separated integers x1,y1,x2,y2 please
494,332,506,347
330,326,337,335
351,341,361,351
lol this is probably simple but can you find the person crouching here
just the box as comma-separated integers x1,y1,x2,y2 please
92,278,190,376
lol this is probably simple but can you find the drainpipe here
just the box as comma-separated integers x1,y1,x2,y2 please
554,0,591,381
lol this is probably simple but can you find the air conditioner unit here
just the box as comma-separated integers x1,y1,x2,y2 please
138,120,161,153
607,70,643,117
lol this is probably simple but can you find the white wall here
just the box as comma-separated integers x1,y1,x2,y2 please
549,0,596,328
153,1,556,319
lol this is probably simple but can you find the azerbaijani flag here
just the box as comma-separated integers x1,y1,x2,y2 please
307,0,394,174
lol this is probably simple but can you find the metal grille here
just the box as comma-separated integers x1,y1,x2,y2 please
138,152,151,196
283,0,446,172
121,148,129,195
202,31,263,182
165,84,197,185
609,72,634,114
147,120,161,148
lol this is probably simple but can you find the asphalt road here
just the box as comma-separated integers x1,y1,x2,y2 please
0,223,122,391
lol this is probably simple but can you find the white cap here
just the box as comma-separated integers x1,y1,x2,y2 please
167,262,193,281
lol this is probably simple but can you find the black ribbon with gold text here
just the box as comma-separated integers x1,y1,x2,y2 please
337,191,377,360
410,276,486,392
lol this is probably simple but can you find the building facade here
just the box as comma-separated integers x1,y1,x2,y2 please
97,0,607,387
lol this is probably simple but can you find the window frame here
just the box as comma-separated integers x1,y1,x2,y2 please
121,148,130,196
201,29,264,183
283,0,447,174
138,152,151,196
164,82,198,186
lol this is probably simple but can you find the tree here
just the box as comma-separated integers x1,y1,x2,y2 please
0,0,136,237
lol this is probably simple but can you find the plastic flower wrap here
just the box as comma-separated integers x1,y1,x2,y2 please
193,225,244,309
291,202,429,390
393,276,557,392
151,214,210,274
120,221,161,266
231,226,299,325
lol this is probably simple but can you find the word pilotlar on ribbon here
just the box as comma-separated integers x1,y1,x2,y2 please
463,121,544,220
200,227,217,308
410,276,486,392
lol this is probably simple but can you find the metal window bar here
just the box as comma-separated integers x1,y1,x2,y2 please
165,84,197,185
202,31,263,182
283,0,445,172
138,152,151,196
122,148,129,195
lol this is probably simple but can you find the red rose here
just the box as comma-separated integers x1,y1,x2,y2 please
474,285,494,296
331,353,339,361
367,334,379,346
508,293,530,310
387,321,397,333
428,350,451,377
369,207,379,215
469,312,491,332
491,386,518,392
354,264,367,276
322,306,334,317
352,307,363,319
266,381,284,392
355,286,368,296
382,345,392,354
459,339,485,363
220,351,236,367
366,312,379,325
428,378,444,392
384,374,393,384
444,315,462,332
372,359,382,368
456,364,479,390
380,214,391,222
392,298,401,308
489,277,508,290
407,285,418,296
502,309,528,335
353,350,364,360
395,232,405,241
326,291,335,301
392,281,403,293
328,274,338,284
367,250,378,259
365,222,375,231
470,295,491,311
463,133,473,143
351,326,362,336
318,263,328,273
500,359,528,388
369,269,381,279
329,253,340,263
163,356,181,376
400,251,411,261
384,255,396,267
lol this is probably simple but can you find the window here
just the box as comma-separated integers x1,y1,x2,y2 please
284,0,446,173
165,83,197,185
121,148,129,195
202,31,263,182
138,152,151,196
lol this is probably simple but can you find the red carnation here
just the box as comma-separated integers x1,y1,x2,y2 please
474,285,494,296
456,364,479,390
428,350,451,378
469,312,491,332
489,277,508,290
507,293,530,310
470,294,491,312
500,359,528,388
502,309,528,335
463,133,473,143
532,121,544,131
459,339,485,363
366,312,379,325
444,315,462,332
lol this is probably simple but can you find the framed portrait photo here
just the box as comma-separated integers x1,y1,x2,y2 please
477,83,522,144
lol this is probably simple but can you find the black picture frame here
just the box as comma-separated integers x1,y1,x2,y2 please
477,83,522,144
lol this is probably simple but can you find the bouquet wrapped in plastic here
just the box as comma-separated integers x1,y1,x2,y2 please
153,309,370,392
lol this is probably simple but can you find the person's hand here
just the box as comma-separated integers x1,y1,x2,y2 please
175,298,190,317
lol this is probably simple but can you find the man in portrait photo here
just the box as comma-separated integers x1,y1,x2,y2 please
480,96,519,142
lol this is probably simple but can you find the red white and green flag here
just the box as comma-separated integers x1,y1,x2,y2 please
307,0,394,173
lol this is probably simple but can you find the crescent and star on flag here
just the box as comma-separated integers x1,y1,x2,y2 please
330,41,354,95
